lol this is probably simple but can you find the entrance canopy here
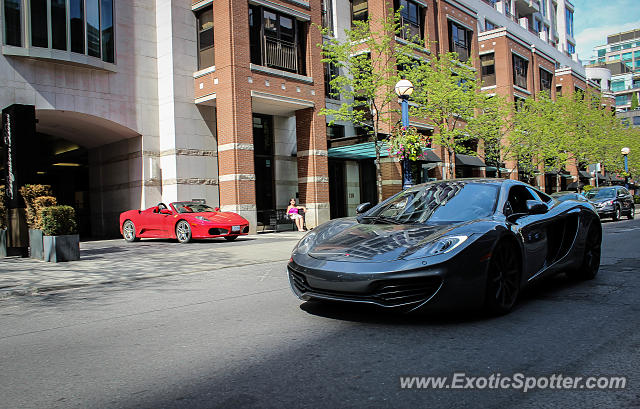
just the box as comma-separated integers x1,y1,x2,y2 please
36,110,140,149
328,141,439,161
455,153,485,167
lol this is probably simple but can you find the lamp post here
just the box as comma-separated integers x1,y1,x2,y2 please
395,79,414,189
621,147,630,189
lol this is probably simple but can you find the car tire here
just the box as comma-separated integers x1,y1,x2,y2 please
176,220,192,243
612,205,621,221
628,206,635,220
567,221,601,281
224,235,238,241
485,240,521,315
122,220,139,242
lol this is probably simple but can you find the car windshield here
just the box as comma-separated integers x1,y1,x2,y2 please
363,181,499,224
172,202,216,213
584,188,615,200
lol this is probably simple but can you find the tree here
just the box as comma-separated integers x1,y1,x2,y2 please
403,52,490,178
632,92,639,111
318,8,423,202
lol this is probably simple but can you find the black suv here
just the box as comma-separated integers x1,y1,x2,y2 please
584,186,635,221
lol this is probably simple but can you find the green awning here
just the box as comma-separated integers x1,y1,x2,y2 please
328,141,437,161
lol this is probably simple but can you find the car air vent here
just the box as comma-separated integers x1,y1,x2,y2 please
242,226,250,233
209,228,228,235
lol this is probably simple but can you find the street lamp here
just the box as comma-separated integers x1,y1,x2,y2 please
395,79,414,189
621,147,630,189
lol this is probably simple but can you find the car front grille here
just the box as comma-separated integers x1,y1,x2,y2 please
209,228,229,235
289,267,442,308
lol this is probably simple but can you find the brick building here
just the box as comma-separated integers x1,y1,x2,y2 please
0,0,601,237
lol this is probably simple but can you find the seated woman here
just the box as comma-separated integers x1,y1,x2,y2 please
287,198,307,232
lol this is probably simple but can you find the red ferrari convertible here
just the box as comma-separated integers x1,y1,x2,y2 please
119,202,250,243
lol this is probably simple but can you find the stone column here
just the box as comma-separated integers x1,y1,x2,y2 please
380,157,402,199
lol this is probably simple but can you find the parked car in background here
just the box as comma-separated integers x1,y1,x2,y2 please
120,201,250,243
584,187,635,221
550,191,588,202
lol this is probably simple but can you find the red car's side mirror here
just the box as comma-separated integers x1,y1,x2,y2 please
215,207,220,212
160,209,172,215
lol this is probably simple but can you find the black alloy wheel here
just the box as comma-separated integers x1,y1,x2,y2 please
567,223,601,281
485,241,521,315
628,206,635,220
612,205,621,221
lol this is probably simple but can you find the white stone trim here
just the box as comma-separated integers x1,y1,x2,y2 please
195,93,216,104
191,0,212,11
219,174,256,182
194,66,216,78
380,157,400,163
382,180,402,185
481,85,497,91
248,0,311,21
2,45,117,72
297,150,328,157
299,176,329,183
221,204,257,211
251,90,314,108
218,143,254,152
409,121,435,130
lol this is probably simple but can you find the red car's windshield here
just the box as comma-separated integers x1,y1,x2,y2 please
172,202,216,213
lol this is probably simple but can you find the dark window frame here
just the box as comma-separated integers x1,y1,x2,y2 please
512,53,528,90
448,20,472,62
322,0,334,35
350,0,368,27
480,53,496,87
395,0,424,43
324,63,339,99
540,67,552,92
196,6,214,70
3,0,22,46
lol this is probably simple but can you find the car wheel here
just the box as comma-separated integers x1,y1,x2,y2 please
224,235,238,241
485,241,521,315
628,206,635,220
567,222,601,280
122,220,139,242
176,220,192,243
612,205,621,221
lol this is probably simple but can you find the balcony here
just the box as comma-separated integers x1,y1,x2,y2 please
264,37,298,73
515,0,539,14
451,41,470,62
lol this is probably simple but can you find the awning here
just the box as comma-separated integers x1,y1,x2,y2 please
566,181,584,191
421,149,441,163
455,153,485,167
578,170,593,179
545,170,559,175
597,173,608,181
327,141,390,160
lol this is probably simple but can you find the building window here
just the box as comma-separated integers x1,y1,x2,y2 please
322,0,334,35
51,0,67,50
567,42,575,55
396,0,423,42
324,63,339,98
351,0,368,27
615,95,629,106
4,0,22,46
249,5,306,75
449,21,472,62
70,0,84,53
86,0,100,57
622,52,632,61
30,0,48,47
485,20,497,31
540,68,552,92
611,81,625,92
197,7,214,69
512,54,528,89
480,53,496,87
101,0,114,62
556,85,562,96
609,54,620,61
326,124,345,140
565,9,573,36
597,49,606,57
625,61,634,69
514,95,526,111
540,0,546,16
634,50,640,58
610,45,621,51
622,42,632,49
533,19,540,33
636,60,640,68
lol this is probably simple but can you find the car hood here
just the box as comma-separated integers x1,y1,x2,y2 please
304,218,475,262
589,198,614,204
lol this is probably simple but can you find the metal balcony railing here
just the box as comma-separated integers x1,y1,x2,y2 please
451,41,470,61
264,37,298,73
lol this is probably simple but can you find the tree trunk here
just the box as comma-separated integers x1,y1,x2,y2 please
448,148,455,179
373,124,383,203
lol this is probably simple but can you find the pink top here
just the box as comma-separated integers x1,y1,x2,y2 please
288,207,299,214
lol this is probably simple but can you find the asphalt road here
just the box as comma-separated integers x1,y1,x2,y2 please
1,218,639,409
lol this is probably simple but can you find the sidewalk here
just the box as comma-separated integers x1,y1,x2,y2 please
0,231,305,299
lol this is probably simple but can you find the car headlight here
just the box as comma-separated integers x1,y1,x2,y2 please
195,216,211,222
293,232,316,255
404,235,469,259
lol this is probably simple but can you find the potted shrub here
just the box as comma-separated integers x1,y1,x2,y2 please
0,186,6,258
40,205,80,262
18,185,55,260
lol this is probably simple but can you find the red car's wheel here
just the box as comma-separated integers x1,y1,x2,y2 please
176,220,192,243
224,235,238,241
122,220,139,242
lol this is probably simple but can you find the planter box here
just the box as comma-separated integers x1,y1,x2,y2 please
43,234,80,262
29,229,44,260
0,229,6,258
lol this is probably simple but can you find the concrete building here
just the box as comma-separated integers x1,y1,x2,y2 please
1,0,601,238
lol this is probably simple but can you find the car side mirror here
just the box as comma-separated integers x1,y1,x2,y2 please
526,200,548,215
356,202,372,214
160,209,172,215
215,207,220,212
